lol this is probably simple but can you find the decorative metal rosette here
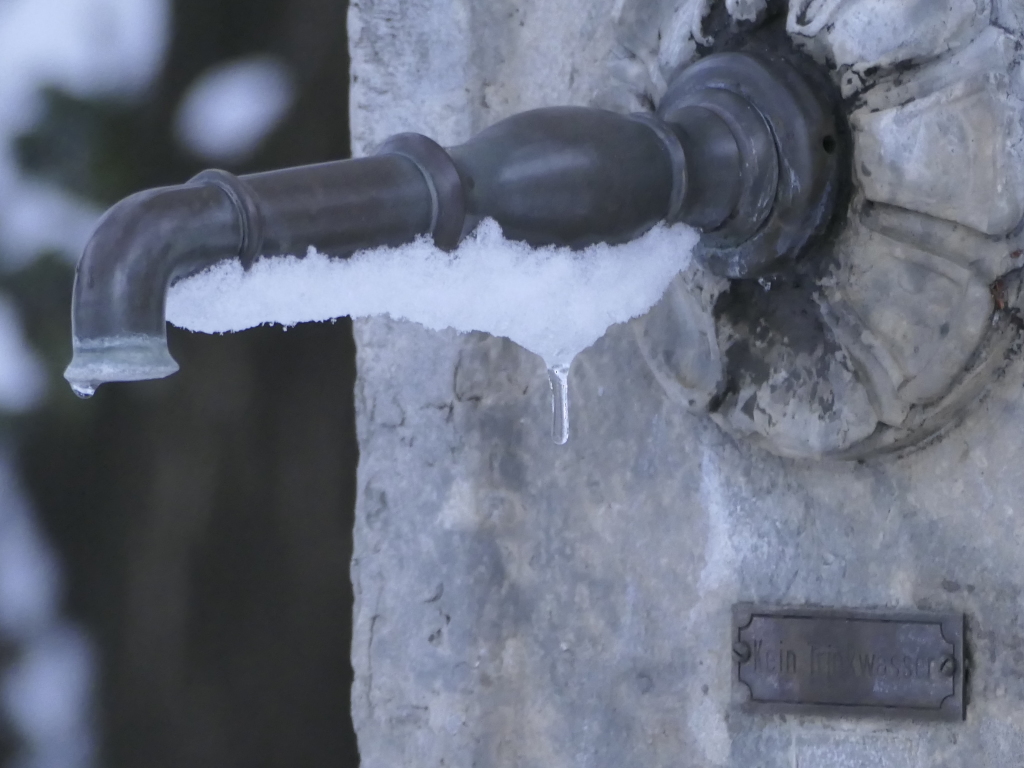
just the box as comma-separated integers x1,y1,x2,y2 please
637,0,1024,459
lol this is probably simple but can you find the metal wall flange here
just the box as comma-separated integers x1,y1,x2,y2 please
659,48,842,278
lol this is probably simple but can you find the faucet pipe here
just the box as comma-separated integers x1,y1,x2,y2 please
65,50,840,395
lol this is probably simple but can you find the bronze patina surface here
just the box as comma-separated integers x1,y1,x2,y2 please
733,605,964,721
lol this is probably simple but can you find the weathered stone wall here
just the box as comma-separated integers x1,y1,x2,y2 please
349,2,1024,766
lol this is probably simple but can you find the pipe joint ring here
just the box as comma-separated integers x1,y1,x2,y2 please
190,169,265,270
376,133,466,251
628,112,688,224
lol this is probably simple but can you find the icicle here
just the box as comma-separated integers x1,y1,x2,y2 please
547,364,570,445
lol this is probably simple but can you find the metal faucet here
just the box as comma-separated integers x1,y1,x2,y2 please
65,49,841,397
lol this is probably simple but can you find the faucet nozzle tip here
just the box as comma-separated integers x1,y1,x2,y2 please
64,335,179,397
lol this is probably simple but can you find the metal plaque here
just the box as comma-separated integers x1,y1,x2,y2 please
732,604,964,721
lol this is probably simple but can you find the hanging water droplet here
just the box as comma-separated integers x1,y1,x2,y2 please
547,364,570,445
69,382,96,399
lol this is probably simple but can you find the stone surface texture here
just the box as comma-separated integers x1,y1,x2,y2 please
849,27,1024,236
787,0,991,75
350,1,1024,766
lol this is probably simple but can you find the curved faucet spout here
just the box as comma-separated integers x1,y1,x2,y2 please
65,182,242,397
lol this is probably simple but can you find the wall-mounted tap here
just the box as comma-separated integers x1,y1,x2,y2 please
65,49,841,399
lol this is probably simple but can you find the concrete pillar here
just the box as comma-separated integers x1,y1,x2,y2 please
349,1,1024,765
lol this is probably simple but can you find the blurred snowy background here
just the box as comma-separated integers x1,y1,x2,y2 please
0,0,358,766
